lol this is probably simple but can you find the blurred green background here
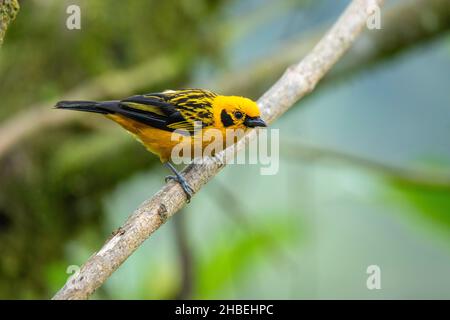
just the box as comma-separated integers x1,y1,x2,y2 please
1,0,450,299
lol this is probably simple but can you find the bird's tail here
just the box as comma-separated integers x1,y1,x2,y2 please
55,100,119,114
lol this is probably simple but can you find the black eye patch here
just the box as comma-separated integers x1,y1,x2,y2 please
221,109,234,127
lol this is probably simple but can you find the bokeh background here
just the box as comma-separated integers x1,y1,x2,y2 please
1,0,450,299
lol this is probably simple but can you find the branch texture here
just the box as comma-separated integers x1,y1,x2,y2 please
53,0,384,300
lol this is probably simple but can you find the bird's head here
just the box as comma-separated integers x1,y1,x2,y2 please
212,95,267,130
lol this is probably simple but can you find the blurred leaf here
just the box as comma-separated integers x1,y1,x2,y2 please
389,181,450,231
195,213,300,298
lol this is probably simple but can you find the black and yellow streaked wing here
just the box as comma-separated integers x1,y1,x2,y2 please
118,89,217,133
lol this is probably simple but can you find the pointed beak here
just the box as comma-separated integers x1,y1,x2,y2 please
244,116,267,128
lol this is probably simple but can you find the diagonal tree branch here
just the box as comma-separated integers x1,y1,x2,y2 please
52,0,384,300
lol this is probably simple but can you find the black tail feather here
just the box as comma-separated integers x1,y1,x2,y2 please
55,99,171,131
55,100,117,114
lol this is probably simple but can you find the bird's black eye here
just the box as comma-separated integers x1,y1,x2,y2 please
234,111,243,119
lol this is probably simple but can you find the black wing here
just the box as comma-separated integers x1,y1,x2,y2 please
114,94,189,132
118,90,215,133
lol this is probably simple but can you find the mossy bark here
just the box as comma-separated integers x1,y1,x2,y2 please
0,0,19,45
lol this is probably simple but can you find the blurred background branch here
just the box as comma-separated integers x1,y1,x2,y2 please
0,54,184,158
282,138,450,189
171,212,194,300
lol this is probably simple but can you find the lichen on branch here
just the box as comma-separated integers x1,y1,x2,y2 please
0,0,20,45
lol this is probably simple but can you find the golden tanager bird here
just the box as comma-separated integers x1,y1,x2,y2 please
55,89,266,201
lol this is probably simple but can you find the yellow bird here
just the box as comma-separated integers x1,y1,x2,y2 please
56,89,266,201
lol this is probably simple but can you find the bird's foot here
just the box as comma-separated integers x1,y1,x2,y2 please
165,175,194,202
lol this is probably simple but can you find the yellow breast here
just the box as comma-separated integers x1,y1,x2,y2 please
106,114,236,162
